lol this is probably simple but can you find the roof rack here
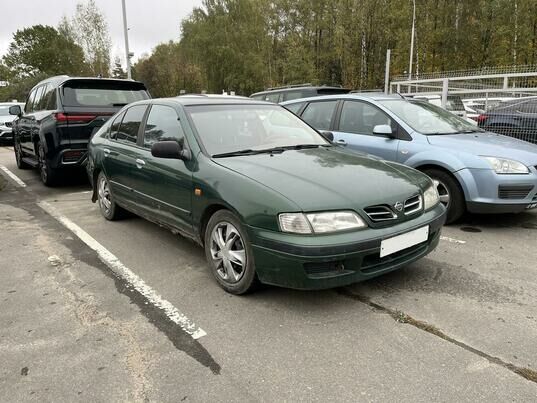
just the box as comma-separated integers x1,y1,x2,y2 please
265,83,313,91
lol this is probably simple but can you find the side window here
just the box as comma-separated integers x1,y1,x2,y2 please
284,102,305,115
109,110,127,139
143,105,185,148
264,93,281,103
301,101,338,130
46,88,57,110
250,94,264,100
116,105,147,144
25,88,38,113
32,85,46,112
339,101,393,135
282,91,303,102
38,84,53,110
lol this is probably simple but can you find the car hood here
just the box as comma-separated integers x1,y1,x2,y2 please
427,132,537,166
214,147,430,212
0,115,17,124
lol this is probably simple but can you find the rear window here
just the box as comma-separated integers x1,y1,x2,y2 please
61,80,149,107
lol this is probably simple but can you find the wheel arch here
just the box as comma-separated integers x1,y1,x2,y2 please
198,203,242,245
414,163,468,200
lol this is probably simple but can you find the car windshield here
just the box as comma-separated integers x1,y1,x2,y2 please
379,99,482,135
0,106,12,116
186,104,329,156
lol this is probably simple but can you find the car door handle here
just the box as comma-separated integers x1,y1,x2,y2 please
103,148,110,156
336,139,347,145
135,159,145,168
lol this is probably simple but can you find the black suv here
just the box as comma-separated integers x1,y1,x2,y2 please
9,76,150,185
250,84,350,103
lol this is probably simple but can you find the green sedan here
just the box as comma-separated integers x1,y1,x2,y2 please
87,96,446,294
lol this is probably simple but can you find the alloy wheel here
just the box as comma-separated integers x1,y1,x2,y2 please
210,222,246,284
433,178,450,208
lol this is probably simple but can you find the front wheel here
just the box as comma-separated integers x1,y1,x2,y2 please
423,168,465,224
204,210,258,294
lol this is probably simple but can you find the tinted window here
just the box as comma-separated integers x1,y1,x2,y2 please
38,84,55,110
284,102,305,115
110,110,127,139
250,94,264,100
282,91,305,102
301,101,338,130
264,93,281,103
143,105,185,148
116,105,147,144
33,85,47,112
62,81,149,107
339,101,393,135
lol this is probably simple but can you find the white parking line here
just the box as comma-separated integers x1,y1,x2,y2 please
38,200,207,340
0,165,27,188
440,236,467,245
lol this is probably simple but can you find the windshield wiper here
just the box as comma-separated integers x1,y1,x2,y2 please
212,147,286,158
112,103,128,107
281,144,327,150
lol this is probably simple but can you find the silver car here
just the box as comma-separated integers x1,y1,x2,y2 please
282,94,537,223
0,102,24,144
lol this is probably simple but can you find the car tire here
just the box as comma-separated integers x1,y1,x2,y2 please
37,142,58,186
97,171,124,221
14,139,30,169
204,210,258,295
423,168,465,224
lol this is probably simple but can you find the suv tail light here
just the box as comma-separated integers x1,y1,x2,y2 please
476,114,488,123
54,113,97,123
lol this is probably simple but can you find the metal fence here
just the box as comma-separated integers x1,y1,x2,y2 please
389,66,537,144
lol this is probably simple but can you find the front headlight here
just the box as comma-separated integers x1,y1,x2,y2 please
279,211,366,234
481,156,529,174
423,184,440,211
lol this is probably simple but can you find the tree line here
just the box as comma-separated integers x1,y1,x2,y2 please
2,0,537,101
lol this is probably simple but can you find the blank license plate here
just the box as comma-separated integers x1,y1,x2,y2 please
380,226,429,258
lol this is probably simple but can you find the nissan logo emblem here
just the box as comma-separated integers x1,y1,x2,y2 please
394,202,404,212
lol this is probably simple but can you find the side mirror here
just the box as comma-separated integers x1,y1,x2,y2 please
319,131,334,142
151,140,190,161
9,105,22,116
373,124,395,138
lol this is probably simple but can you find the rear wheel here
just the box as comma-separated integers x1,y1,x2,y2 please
14,139,30,169
423,168,465,224
97,171,124,220
37,142,58,186
204,210,258,294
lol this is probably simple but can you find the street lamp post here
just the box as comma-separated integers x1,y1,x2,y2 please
408,0,416,81
121,0,132,79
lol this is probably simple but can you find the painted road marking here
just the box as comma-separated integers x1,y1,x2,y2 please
440,236,466,245
38,200,207,340
0,165,27,188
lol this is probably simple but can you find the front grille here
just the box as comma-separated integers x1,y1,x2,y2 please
5,121,12,128
404,195,422,215
363,205,396,222
498,185,534,200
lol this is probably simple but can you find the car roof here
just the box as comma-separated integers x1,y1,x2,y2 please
280,93,404,105
251,86,348,96
33,75,146,89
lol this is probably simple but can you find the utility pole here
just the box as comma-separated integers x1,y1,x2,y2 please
384,49,391,94
121,0,132,79
408,0,416,81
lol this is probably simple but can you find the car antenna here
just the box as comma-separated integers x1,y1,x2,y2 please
394,90,406,100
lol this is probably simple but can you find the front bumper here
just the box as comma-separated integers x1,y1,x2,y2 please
246,204,446,290
0,128,13,142
455,168,537,214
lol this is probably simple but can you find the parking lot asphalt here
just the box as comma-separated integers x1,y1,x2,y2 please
1,145,536,401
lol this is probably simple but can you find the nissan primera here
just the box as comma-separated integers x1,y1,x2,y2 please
87,96,446,294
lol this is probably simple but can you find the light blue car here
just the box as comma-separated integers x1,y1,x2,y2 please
282,94,537,223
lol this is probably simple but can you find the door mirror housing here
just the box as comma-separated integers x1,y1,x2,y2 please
151,140,190,161
9,105,22,116
319,130,334,142
373,124,395,138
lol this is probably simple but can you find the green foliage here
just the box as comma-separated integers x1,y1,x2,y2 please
174,0,537,94
112,56,127,79
2,25,87,79
60,0,112,77
133,42,206,97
